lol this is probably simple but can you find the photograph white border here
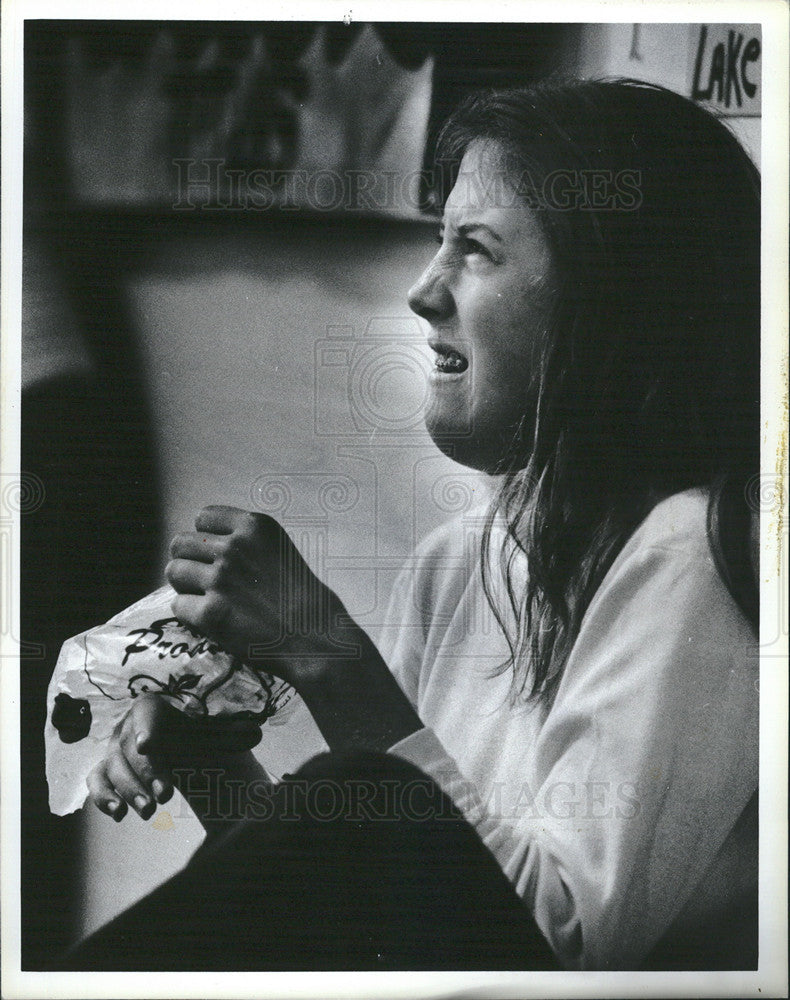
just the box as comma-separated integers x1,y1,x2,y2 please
2,1,787,997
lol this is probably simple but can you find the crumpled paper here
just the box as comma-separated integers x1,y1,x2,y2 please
45,585,296,815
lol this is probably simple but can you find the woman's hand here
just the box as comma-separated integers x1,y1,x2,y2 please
166,506,347,684
86,693,262,825
167,504,424,753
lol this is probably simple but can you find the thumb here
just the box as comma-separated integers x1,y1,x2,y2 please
132,693,182,755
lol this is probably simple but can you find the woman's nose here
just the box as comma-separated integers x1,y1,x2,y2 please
407,259,453,324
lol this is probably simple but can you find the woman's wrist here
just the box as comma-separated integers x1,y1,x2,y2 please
289,626,423,754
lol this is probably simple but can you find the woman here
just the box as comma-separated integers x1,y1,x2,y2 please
76,78,759,971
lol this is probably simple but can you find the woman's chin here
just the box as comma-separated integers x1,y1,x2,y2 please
425,405,527,474
425,404,469,450
424,420,495,473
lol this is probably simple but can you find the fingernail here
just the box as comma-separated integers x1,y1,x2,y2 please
151,780,167,801
134,794,150,813
107,801,124,822
136,733,147,752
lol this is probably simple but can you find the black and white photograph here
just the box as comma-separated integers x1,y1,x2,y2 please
1,2,788,997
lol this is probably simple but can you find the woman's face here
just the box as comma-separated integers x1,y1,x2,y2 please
408,140,556,472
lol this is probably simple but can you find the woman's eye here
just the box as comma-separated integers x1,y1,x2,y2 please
462,237,489,258
433,232,491,260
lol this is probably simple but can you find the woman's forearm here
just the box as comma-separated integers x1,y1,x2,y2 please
171,749,272,839
291,627,423,754
173,612,422,836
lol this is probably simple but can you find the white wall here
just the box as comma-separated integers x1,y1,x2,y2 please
76,217,489,939
574,22,761,168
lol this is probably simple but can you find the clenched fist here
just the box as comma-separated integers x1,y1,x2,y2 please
166,505,351,686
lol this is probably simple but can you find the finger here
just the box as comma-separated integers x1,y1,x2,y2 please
149,763,174,803
117,733,174,805
165,557,214,595
104,753,156,819
170,591,222,638
118,697,177,803
170,592,205,634
169,531,219,563
194,505,242,535
87,764,129,822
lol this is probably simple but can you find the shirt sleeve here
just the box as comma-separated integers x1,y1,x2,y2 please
376,517,472,708
388,534,758,970
375,559,426,707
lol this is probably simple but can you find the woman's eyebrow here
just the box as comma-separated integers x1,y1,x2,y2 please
457,222,503,243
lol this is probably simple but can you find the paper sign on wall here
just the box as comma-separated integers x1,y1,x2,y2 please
690,24,761,116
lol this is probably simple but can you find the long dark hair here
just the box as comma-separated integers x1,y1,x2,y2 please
433,78,760,703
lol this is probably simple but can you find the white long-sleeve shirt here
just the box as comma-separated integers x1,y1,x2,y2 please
377,487,758,970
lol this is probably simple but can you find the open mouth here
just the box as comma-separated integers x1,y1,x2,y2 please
430,342,469,374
